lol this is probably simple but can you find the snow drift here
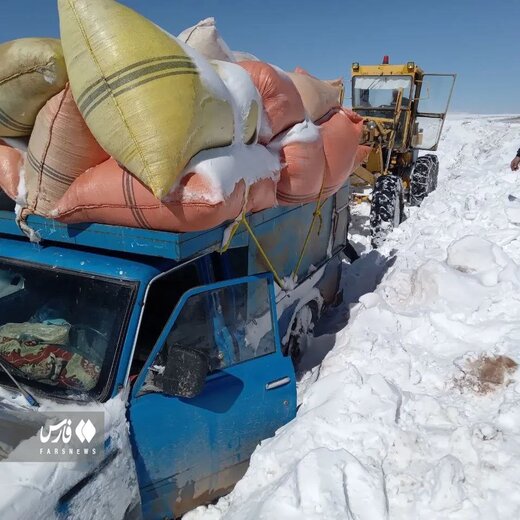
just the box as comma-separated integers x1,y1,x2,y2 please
186,115,520,520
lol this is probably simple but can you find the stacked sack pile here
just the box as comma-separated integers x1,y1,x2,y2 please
0,0,370,236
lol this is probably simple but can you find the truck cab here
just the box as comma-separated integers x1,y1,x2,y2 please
0,184,350,519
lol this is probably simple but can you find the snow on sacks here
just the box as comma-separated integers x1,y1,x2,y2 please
0,0,364,237
212,60,261,144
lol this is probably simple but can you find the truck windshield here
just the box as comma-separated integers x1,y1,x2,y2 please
0,259,135,399
353,76,413,111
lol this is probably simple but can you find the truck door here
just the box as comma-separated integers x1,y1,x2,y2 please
413,73,456,151
128,273,296,520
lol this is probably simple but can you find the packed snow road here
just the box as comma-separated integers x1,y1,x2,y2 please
186,114,520,520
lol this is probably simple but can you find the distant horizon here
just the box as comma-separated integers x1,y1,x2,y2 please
1,0,519,114
450,111,520,116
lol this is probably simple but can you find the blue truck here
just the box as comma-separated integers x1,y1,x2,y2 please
0,184,351,519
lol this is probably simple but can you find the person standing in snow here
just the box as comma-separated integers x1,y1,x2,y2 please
511,149,520,171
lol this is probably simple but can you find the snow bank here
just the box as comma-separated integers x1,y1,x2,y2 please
186,114,520,519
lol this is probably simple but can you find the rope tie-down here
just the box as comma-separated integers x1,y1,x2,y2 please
221,168,329,290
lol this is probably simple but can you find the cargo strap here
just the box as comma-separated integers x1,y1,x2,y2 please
220,169,330,290
291,165,328,279
220,212,285,288
220,184,285,288
16,209,41,244
220,184,250,254
241,215,285,288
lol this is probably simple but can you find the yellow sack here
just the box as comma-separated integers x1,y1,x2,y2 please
0,38,68,137
58,0,234,199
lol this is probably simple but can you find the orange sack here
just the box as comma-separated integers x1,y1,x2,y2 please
238,61,305,143
0,144,23,201
54,158,249,232
24,85,109,216
320,109,364,198
274,123,325,206
287,68,344,122
246,177,277,214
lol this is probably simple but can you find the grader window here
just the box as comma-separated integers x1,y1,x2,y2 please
353,76,413,111
416,74,455,115
413,74,456,151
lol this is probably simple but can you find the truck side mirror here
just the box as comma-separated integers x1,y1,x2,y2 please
162,346,209,398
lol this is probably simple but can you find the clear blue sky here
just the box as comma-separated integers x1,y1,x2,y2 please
2,0,519,113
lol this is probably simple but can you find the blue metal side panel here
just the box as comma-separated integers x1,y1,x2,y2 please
0,235,162,282
0,211,183,260
247,194,340,281
0,184,349,265
245,187,348,280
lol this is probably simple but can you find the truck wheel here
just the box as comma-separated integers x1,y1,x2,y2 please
285,301,319,365
370,175,404,248
410,154,439,206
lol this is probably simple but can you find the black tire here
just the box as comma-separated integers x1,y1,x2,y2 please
370,175,404,248
410,154,439,206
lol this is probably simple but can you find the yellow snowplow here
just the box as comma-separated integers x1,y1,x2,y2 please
350,56,456,245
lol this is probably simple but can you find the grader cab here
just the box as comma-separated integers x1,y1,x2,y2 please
351,57,456,246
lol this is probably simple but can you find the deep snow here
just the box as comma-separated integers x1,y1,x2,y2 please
185,114,520,520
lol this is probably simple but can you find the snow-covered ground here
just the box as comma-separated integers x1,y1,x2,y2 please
186,114,520,520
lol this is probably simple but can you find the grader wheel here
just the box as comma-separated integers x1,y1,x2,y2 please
410,154,439,206
370,175,404,248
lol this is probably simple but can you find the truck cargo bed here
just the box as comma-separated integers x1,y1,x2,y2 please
0,184,350,278
0,206,279,261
